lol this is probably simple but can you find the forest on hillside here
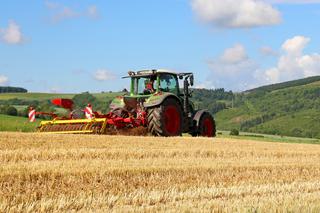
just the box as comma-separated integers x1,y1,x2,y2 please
0,86,27,93
245,76,320,94
217,80,320,138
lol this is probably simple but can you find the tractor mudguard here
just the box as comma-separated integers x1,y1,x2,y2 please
191,110,216,137
192,109,211,130
109,96,125,110
143,92,182,108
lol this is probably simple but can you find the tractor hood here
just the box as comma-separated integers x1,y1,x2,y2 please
143,92,167,107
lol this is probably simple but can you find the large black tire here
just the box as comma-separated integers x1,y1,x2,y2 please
191,112,216,137
199,112,216,137
147,98,183,136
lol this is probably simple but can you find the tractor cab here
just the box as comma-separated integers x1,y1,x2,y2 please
108,70,183,113
110,69,193,115
127,70,180,96
110,69,195,110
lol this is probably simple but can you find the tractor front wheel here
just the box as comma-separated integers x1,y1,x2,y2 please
147,98,183,136
198,112,216,137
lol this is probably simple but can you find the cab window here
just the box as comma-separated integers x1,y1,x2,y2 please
159,74,178,94
135,77,156,95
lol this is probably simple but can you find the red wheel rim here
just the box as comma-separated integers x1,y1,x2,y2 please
202,118,214,137
164,106,180,135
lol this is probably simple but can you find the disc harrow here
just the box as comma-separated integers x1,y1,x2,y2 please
38,118,108,134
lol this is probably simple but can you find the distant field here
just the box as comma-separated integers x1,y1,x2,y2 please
0,114,40,132
0,92,123,101
218,130,320,145
0,93,74,100
1,132,320,212
1,113,319,145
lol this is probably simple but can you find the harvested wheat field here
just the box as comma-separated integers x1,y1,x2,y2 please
1,132,320,212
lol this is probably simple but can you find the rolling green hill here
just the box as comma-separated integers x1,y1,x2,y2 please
1,77,320,138
0,92,124,115
216,77,320,138
245,76,320,94
0,86,27,93
0,92,122,101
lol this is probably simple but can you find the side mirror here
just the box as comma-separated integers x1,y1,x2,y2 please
190,75,194,86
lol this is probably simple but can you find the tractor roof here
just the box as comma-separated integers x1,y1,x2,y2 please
122,69,193,78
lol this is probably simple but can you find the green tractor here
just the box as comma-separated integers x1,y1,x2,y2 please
110,69,216,137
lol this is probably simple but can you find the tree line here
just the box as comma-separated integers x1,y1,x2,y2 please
191,88,234,115
0,86,27,93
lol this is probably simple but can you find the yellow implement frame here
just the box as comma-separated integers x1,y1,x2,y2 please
38,118,108,134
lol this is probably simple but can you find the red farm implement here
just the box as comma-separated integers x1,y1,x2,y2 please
37,70,216,137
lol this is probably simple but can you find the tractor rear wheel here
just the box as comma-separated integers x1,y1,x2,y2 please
198,112,216,137
147,98,183,136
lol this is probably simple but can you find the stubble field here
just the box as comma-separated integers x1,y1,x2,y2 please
1,132,320,212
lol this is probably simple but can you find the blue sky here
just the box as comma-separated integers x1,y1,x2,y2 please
0,0,320,93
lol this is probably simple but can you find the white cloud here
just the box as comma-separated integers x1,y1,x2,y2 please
260,46,278,57
45,1,100,23
0,20,25,44
206,44,260,90
195,80,216,89
208,57,257,76
262,36,320,84
86,5,99,19
265,0,320,4
281,36,310,55
201,36,320,91
264,67,280,82
208,44,254,74
299,54,320,77
191,0,281,28
52,7,79,23
220,44,248,64
93,69,116,81
0,75,9,86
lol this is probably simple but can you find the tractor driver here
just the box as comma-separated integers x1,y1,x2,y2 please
144,78,155,94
